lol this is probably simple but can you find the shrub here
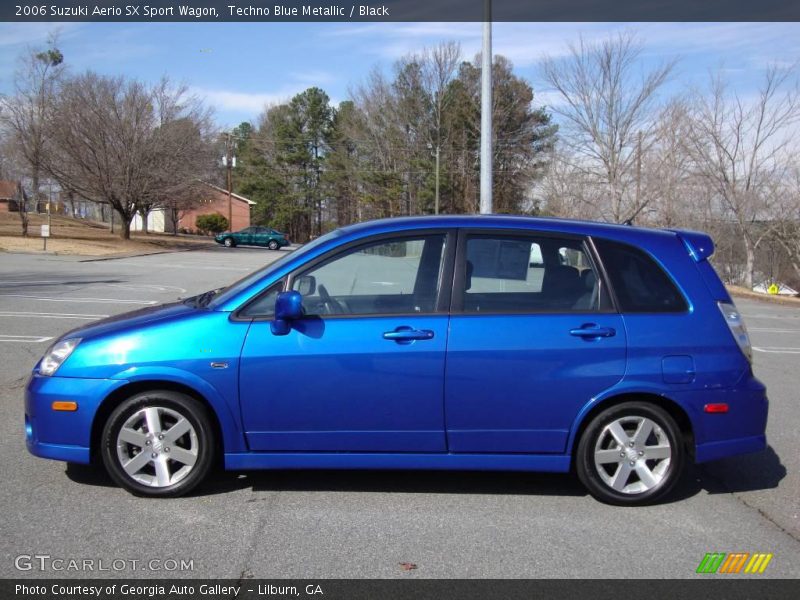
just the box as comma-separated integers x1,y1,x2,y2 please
196,213,229,235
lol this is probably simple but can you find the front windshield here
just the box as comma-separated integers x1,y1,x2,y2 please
203,229,343,310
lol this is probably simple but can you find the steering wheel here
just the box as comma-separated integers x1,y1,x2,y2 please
317,284,345,315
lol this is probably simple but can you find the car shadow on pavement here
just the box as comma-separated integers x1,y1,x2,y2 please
65,462,114,487
64,445,785,502
693,445,786,495
210,469,591,498
65,462,589,498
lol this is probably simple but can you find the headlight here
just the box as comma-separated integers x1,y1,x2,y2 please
39,338,81,376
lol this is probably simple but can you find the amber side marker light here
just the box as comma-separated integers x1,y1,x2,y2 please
704,403,729,414
51,401,78,412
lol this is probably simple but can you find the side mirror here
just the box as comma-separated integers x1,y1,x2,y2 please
295,274,316,296
271,291,303,336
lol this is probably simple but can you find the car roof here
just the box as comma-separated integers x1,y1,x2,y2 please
336,214,679,243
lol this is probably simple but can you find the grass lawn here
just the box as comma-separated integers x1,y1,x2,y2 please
0,212,215,256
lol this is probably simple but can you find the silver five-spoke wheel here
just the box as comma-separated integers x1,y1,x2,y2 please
117,406,198,488
593,416,672,494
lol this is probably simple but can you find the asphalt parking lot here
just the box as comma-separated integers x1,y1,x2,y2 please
0,247,798,579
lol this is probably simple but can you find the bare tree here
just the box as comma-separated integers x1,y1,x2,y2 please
771,164,800,282
536,147,595,218
0,35,65,235
163,182,204,235
684,65,800,288
541,32,676,223
137,79,216,233
44,73,213,239
642,100,697,228
421,41,461,214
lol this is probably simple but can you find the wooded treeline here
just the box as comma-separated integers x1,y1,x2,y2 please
2,33,799,288
232,43,556,242
536,34,800,288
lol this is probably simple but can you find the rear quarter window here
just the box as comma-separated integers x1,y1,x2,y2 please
594,238,688,313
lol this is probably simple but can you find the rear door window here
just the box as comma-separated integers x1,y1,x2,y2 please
459,234,601,313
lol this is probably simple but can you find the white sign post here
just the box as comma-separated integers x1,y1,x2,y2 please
41,223,50,251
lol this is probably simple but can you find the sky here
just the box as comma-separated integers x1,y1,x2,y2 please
1,21,799,127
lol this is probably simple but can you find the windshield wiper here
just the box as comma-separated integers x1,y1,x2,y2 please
189,288,223,308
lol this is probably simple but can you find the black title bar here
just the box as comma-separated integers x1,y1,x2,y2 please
4,579,800,600
4,0,800,22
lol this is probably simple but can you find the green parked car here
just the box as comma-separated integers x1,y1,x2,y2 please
215,226,290,250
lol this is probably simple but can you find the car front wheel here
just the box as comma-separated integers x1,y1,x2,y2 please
576,402,685,505
223,237,235,248
101,391,215,497
267,240,279,250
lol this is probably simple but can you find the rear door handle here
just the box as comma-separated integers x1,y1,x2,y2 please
383,327,435,342
569,324,616,338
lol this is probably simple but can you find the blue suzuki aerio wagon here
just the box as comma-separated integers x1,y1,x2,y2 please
25,216,767,504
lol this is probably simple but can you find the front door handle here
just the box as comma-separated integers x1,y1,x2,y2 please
383,327,435,342
569,324,616,339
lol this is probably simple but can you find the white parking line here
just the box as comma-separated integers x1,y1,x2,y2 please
0,311,108,320
0,294,156,305
741,313,800,321
753,346,800,354
748,328,800,333
0,335,53,343
103,283,187,293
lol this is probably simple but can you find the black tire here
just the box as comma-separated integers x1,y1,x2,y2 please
575,402,685,506
223,237,235,248
267,240,279,250
101,390,215,498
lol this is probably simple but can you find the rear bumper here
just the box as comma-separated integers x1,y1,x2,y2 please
695,434,766,463
682,375,769,463
25,374,126,465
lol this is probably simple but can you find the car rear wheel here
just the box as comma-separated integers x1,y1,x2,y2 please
576,402,685,505
223,237,235,248
101,391,215,498
267,240,279,250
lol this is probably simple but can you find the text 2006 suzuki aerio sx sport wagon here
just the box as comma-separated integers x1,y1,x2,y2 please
25,216,767,504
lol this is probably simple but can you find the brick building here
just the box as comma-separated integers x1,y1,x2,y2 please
177,183,255,233
0,180,27,213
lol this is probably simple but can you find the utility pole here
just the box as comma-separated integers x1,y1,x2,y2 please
224,132,234,232
433,144,441,215
635,130,642,216
45,181,52,251
479,0,493,215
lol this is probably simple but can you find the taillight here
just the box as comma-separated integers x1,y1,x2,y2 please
717,302,752,363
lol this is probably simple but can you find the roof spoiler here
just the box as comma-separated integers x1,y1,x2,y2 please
668,229,715,262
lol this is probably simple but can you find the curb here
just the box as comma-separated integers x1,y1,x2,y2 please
727,286,800,308
78,246,211,262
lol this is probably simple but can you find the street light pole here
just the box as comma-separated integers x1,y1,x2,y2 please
479,0,493,215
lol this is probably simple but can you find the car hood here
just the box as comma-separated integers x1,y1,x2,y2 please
58,301,199,343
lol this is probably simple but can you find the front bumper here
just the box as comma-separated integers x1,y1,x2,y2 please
25,374,127,465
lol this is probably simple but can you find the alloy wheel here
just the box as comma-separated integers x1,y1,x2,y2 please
593,415,672,494
115,406,199,488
